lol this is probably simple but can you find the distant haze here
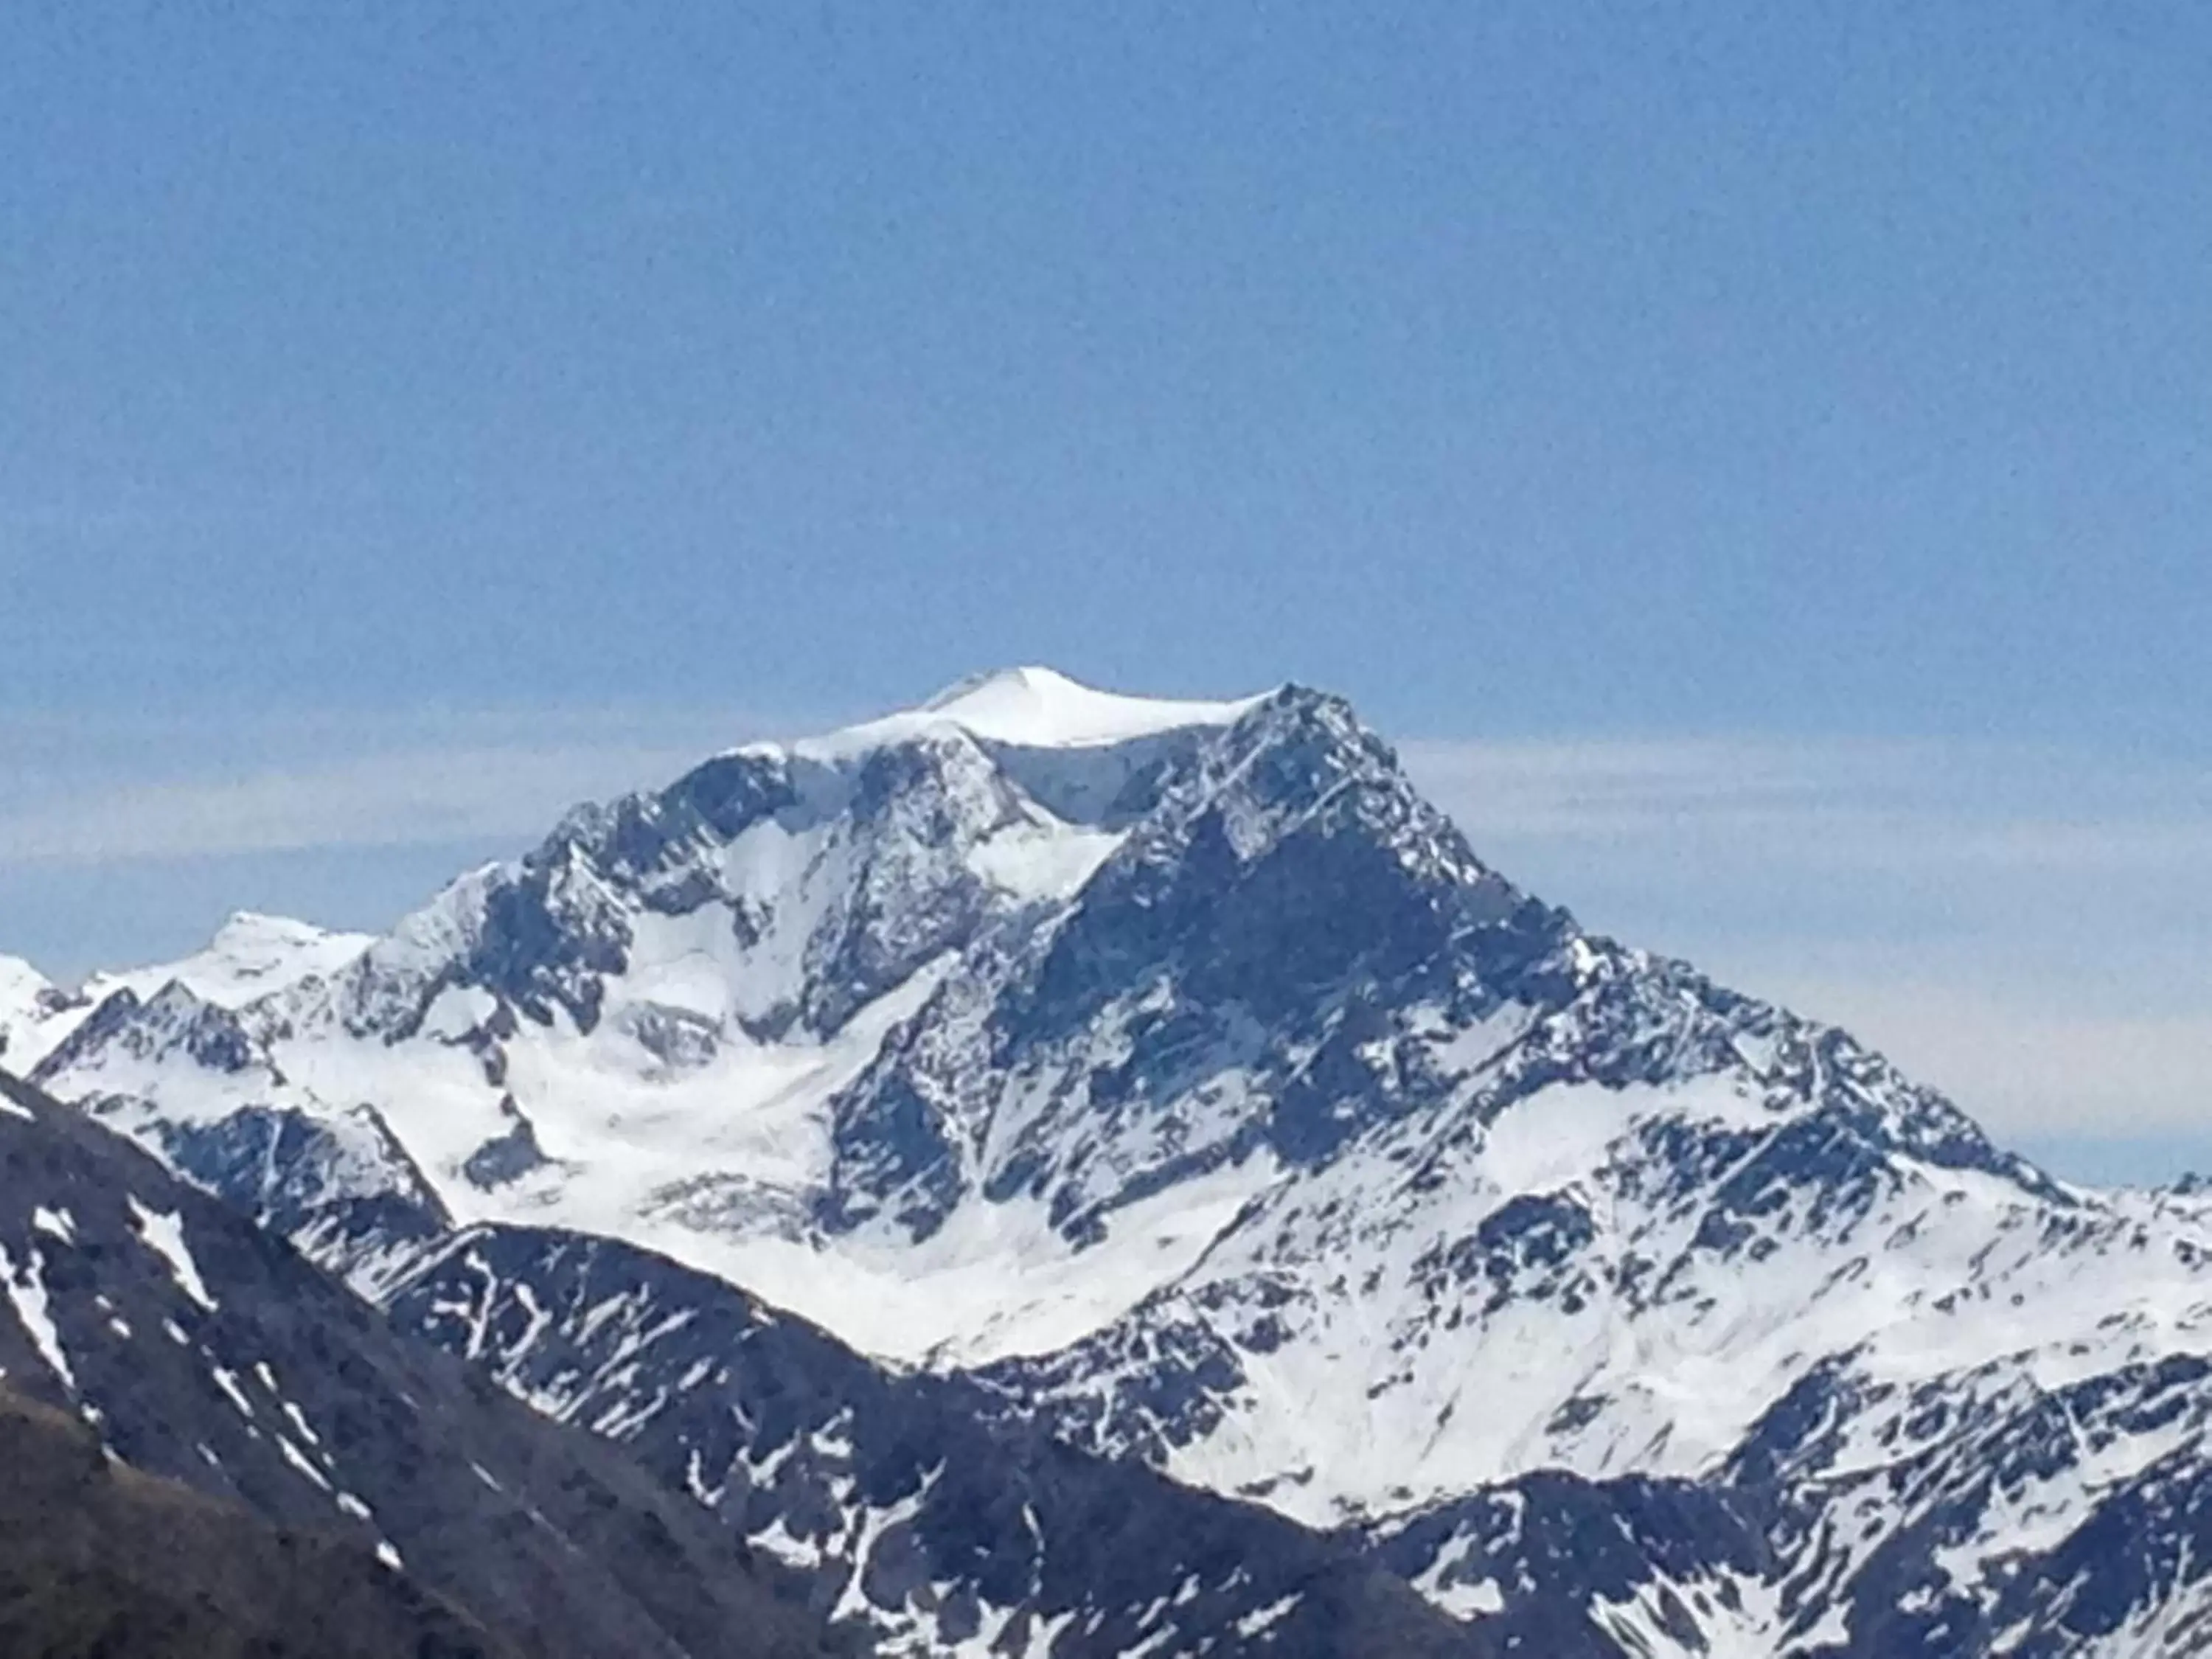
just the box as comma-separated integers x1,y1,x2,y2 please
2,684,2208,1186
4,8,2207,1176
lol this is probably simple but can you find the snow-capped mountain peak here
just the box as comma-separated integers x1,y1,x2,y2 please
24,669,2212,1656
80,910,376,1012
791,664,1270,759
0,911,376,1077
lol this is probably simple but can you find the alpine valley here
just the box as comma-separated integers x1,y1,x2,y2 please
8,667,2212,1657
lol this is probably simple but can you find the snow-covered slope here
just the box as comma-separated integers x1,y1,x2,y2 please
23,666,2212,1657
35,669,1273,1352
0,914,370,1076
0,954,81,1072
76,910,375,1010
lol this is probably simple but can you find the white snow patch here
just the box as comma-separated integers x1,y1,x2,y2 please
1232,1593,1301,1638
276,1433,333,1491
1408,1531,1507,1621
749,1513,827,1570
209,1365,257,1420
280,1397,321,1446
127,1197,218,1311
830,1468,942,1627
968,818,1126,902
0,1244,74,1393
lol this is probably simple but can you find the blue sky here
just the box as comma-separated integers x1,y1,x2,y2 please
2,5,2208,1178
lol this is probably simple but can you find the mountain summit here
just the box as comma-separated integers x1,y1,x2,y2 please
900,664,1265,748
22,669,2212,1655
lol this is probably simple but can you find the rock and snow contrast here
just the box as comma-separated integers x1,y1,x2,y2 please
14,666,2212,1656
0,1071,827,1658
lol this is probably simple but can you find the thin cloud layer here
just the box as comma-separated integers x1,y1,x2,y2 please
1,712,2207,1161
1401,737,2212,875
1403,735,2212,1153
0,744,717,866
0,706,784,867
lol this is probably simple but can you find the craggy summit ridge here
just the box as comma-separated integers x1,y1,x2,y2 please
21,668,2212,1655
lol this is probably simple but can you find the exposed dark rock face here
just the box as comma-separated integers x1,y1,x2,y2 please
0,1382,503,1659
0,1070,829,1659
381,1222,1492,1658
